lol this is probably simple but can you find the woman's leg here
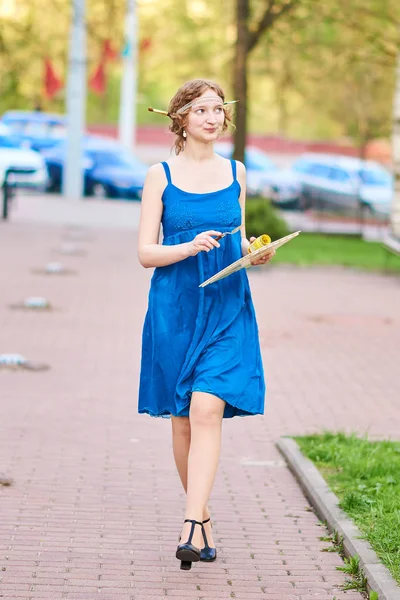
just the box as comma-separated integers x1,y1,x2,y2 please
171,416,191,491
180,391,224,548
171,416,215,547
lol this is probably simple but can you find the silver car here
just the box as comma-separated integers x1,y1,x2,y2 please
291,153,393,218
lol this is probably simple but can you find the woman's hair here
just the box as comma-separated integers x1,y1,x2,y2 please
168,79,232,155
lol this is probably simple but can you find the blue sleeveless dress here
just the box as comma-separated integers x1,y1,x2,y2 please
138,159,265,419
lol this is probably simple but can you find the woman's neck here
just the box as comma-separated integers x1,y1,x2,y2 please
180,140,215,163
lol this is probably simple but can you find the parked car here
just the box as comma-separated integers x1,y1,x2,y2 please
1,110,66,153
215,142,301,203
0,123,48,191
291,153,393,217
42,137,147,200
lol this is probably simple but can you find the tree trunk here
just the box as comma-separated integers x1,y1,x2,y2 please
392,49,400,238
233,0,249,163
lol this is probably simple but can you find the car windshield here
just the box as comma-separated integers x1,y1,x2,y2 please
0,137,20,148
215,145,276,172
291,159,315,173
245,150,276,172
89,150,142,169
5,120,66,139
359,169,392,187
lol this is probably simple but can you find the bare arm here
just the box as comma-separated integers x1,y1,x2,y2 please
137,164,222,268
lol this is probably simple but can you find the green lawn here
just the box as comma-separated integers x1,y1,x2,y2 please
295,432,400,584
273,233,400,272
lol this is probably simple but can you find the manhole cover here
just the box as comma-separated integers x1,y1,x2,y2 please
31,263,75,276
0,473,13,486
9,297,52,311
0,354,50,371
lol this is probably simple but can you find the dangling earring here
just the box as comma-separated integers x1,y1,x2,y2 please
182,129,187,139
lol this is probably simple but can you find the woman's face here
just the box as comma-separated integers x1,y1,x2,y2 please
185,89,225,143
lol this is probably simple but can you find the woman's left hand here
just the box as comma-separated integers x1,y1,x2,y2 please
249,237,275,266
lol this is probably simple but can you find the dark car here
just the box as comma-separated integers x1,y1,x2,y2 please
43,138,148,200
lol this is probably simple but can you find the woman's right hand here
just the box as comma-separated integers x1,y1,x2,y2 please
187,230,222,256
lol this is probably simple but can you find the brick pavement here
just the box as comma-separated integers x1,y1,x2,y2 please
1,202,399,600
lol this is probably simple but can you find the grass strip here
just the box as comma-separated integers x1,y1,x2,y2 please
295,432,400,584
273,233,400,272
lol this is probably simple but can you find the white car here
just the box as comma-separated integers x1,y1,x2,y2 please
0,123,48,190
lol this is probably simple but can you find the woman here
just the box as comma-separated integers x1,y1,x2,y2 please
137,79,274,570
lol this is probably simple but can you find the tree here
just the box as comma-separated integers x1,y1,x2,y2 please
392,48,400,238
232,0,399,160
233,0,301,162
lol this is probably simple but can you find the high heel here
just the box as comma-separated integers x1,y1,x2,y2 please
200,518,217,562
176,519,202,570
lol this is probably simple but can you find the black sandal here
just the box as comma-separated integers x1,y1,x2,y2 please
200,518,217,562
176,519,202,570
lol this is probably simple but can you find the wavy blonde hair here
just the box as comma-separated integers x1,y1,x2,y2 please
168,79,232,155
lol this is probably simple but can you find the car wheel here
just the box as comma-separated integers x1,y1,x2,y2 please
46,176,58,193
92,183,108,198
298,192,311,211
270,187,280,203
360,203,373,222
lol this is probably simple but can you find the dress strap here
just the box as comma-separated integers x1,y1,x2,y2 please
230,159,237,181
161,161,172,185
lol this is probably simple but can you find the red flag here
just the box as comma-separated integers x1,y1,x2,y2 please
140,38,152,52
89,60,106,95
44,58,62,99
103,39,118,62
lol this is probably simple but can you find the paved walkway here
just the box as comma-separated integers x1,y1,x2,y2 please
1,196,399,600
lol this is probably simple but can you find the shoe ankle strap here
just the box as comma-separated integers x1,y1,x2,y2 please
184,519,203,526
202,518,211,525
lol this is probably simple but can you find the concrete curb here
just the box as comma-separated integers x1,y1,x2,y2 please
276,437,400,600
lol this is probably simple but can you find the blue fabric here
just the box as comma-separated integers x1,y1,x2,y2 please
138,159,265,419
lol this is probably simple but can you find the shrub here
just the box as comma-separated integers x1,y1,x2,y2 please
245,197,289,240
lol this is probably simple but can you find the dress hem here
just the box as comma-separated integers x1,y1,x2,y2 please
138,408,264,419
139,386,264,419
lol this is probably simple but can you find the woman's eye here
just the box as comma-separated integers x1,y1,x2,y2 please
215,107,223,113
196,109,204,114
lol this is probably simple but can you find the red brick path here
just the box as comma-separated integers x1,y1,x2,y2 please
1,215,399,599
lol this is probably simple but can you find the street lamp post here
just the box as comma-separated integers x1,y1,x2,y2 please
63,0,87,200
118,0,138,151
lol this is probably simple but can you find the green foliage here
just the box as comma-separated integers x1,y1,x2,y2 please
296,432,400,583
337,554,360,576
245,197,289,240
336,555,368,592
272,233,400,272
0,0,398,146
320,528,344,555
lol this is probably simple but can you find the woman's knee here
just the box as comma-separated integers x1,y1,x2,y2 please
190,393,224,427
171,416,191,439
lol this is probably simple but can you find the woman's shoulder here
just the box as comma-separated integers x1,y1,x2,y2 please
148,161,168,174
144,162,170,194
147,162,169,180
234,159,246,175
214,153,245,172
